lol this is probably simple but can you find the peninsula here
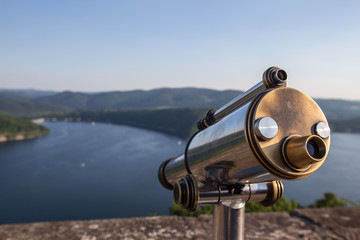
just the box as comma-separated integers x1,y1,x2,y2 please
0,113,49,142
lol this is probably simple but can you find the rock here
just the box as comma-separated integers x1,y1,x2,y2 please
0,207,359,239
88,224,99,230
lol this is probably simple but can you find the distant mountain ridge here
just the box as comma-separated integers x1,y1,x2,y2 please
0,98,73,118
1,88,360,121
32,88,242,110
0,89,57,99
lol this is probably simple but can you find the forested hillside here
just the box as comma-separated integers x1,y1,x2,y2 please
1,88,360,137
329,117,360,133
0,113,49,142
48,108,206,139
32,88,242,110
1,88,360,120
0,98,73,118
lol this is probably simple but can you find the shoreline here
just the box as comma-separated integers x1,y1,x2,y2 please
0,131,49,143
44,119,360,140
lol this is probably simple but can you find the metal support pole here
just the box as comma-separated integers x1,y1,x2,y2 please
213,200,245,240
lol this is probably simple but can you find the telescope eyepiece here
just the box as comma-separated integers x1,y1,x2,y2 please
283,135,327,170
263,67,288,88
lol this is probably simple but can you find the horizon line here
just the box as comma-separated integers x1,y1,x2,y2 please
0,87,359,102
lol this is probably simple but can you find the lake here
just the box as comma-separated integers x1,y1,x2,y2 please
0,122,359,224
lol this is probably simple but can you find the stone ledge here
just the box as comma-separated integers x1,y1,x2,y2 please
0,207,359,240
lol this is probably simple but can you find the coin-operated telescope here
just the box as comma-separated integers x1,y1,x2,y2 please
158,67,330,240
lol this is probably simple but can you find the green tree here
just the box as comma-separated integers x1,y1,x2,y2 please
0,113,49,140
169,202,214,217
147,212,158,217
246,197,300,213
310,192,346,208
169,193,349,217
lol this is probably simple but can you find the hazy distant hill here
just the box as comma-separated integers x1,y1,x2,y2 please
329,117,360,133
33,88,242,110
1,88,360,122
0,89,57,100
0,98,73,118
313,99,360,120
49,108,206,139
48,108,360,140
33,88,360,120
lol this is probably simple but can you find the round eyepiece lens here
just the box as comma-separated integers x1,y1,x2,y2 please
277,70,287,81
307,141,319,158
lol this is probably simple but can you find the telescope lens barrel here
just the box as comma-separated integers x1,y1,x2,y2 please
158,67,330,213
159,87,330,189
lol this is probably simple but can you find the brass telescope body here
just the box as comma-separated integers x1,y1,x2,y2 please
158,67,330,214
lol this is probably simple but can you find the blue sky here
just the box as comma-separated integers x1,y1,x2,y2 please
1,1,360,99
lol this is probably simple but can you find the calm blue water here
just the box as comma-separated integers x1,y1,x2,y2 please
0,122,359,224
0,122,183,224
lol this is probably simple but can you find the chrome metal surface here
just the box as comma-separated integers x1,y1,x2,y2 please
259,181,284,206
213,201,245,240
213,82,265,123
213,203,228,240
212,181,282,240
198,183,220,205
315,121,331,139
163,155,187,187
199,182,281,205
217,185,251,203
254,117,279,140
209,181,282,239
218,183,269,203
211,67,287,125
247,182,269,202
187,102,274,184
